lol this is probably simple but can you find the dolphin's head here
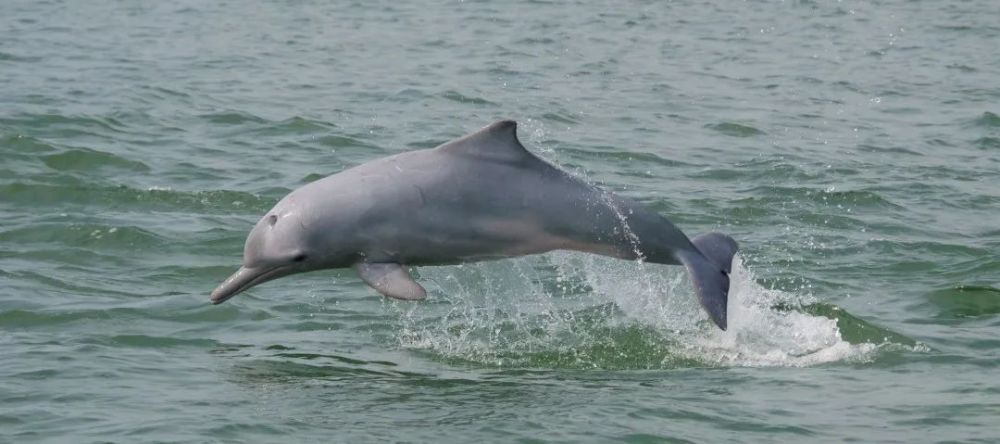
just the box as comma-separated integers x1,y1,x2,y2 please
210,201,327,304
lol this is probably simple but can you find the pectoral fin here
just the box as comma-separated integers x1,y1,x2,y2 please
354,262,427,301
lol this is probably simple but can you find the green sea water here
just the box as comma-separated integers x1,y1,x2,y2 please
2,0,999,442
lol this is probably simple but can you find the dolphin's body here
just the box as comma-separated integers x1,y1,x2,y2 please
210,120,738,329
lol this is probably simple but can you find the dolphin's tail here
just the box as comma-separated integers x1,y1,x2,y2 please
679,232,739,330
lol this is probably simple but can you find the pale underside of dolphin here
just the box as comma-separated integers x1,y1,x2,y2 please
210,120,739,330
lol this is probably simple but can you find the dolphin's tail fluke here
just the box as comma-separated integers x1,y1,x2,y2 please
679,232,739,330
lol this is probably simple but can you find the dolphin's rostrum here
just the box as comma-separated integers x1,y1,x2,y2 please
210,120,739,330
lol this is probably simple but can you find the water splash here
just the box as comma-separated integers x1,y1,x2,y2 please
678,256,880,367
392,254,904,369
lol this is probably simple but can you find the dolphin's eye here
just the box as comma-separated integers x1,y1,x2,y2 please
267,215,278,226
292,254,308,263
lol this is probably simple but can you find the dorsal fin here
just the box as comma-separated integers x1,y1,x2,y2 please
437,120,534,163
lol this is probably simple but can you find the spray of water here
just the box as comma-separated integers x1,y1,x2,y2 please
390,252,896,369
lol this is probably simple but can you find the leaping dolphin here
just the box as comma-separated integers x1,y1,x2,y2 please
210,120,738,330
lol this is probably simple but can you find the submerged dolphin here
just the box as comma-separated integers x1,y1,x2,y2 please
210,120,738,329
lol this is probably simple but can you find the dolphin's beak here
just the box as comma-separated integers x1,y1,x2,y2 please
210,265,292,304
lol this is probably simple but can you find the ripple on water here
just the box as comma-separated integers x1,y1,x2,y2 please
697,158,817,182
0,133,59,154
248,116,336,136
971,111,1000,128
926,286,1000,320
315,134,381,150
540,112,580,125
739,185,902,210
0,113,128,139
0,51,42,62
0,182,271,213
704,122,766,137
41,148,150,172
0,224,165,250
866,239,988,260
559,146,693,168
973,136,999,150
438,90,499,106
197,111,268,125
231,354,411,382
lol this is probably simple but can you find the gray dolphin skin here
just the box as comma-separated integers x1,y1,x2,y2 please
210,120,739,330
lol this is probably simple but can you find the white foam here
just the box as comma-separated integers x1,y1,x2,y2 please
556,253,881,367
681,256,879,367
393,253,884,368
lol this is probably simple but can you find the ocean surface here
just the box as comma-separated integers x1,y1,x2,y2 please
2,0,998,442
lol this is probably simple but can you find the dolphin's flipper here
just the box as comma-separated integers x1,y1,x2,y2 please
354,263,427,301
679,233,739,330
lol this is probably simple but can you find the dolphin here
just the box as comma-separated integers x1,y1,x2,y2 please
210,120,738,329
